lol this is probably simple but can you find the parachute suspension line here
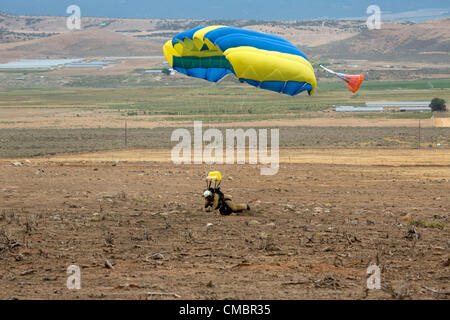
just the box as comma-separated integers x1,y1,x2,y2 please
206,52,212,115
281,81,288,94
204,81,211,116
239,86,246,114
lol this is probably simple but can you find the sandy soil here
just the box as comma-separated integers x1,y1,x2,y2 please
10,148,450,168
435,118,450,128
0,148,448,300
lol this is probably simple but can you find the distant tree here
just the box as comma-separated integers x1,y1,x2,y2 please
430,98,447,112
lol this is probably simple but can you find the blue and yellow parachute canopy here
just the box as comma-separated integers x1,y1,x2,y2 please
163,26,317,96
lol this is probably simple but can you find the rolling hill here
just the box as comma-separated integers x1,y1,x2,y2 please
0,11,449,64
0,28,162,60
310,18,450,62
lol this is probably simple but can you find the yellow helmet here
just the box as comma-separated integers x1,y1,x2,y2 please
206,171,222,189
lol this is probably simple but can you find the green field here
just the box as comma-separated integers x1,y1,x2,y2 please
1,78,449,157
0,78,449,120
0,69,51,74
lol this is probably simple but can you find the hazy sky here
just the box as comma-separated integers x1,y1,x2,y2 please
1,0,449,20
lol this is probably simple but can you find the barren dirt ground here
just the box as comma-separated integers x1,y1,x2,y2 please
0,149,449,300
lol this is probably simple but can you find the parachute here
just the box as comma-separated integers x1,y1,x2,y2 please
163,26,317,96
320,65,364,94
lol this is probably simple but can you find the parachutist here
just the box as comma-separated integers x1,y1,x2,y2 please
203,171,250,216
204,188,250,216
